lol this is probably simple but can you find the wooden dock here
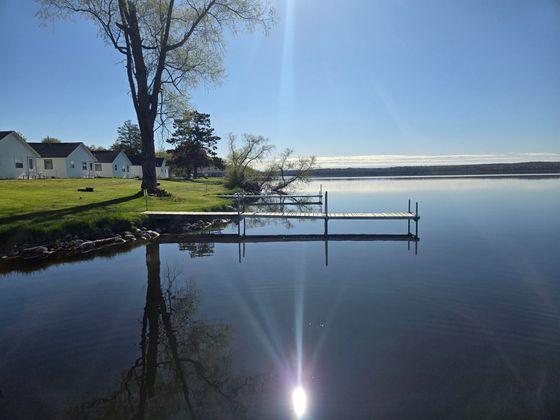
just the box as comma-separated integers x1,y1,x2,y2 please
144,192,420,237
145,210,417,221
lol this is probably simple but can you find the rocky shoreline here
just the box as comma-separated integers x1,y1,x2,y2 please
1,218,230,264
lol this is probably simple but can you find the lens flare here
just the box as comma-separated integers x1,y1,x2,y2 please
292,386,307,417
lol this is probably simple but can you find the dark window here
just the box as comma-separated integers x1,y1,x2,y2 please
82,161,87,170
95,163,102,172
114,164,118,171
44,159,53,170
15,161,23,169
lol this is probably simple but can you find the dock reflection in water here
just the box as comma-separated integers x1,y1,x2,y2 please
175,232,420,266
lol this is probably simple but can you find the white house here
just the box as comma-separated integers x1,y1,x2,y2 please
28,142,97,178
92,150,132,178
129,156,170,179
0,131,41,179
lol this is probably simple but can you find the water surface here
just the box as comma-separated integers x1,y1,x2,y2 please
1,177,560,419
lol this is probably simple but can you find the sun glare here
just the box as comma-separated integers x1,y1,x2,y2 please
292,386,308,418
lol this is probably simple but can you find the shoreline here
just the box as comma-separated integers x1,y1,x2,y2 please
0,218,233,273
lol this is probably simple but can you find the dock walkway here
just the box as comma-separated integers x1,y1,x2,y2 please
144,192,420,237
144,210,417,221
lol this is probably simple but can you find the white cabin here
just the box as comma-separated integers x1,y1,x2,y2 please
28,142,97,178
0,131,41,179
92,150,132,178
129,156,170,179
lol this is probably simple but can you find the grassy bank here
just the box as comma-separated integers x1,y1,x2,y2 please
0,178,233,247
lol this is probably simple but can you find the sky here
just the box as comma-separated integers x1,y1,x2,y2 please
0,0,559,166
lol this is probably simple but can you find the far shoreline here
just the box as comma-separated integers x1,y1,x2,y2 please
309,173,560,181
294,161,560,179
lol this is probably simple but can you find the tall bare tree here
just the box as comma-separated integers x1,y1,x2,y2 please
37,0,274,193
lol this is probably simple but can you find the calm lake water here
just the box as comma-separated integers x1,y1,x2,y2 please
1,177,560,419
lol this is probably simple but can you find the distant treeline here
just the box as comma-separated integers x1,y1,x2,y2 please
290,161,560,178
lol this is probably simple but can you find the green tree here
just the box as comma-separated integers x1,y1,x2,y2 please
112,120,142,156
41,136,62,143
38,0,274,193
167,111,221,178
225,134,316,192
88,144,110,152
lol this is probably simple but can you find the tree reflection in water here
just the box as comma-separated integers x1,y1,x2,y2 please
70,243,263,419
178,242,215,258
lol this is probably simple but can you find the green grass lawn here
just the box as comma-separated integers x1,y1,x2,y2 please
0,178,234,246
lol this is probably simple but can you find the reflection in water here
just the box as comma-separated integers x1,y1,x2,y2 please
70,243,262,419
174,233,419,266
179,242,215,258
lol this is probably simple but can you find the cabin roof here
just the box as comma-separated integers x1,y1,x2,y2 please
0,130,15,140
92,150,121,163
28,142,84,158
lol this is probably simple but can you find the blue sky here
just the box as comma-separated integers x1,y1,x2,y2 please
0,0,559,162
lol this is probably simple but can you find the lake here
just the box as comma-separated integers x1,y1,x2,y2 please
1,177,560,419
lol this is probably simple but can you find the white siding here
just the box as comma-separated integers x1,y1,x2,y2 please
0,133,40,179
112,152,132,178
130,164,143,178
37,157,68,178
94,162,113,178
66,145,96,178
95,152,133,178
129,160,169,179
157,160,169,179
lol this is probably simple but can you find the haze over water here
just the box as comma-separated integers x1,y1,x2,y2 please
1,176,560,419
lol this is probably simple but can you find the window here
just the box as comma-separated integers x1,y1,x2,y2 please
95,163,102,172
44,159,53,170
28,158,34,170
82,161,87,170
70,161,75,169
15,161,23,169
122,165,126,172
89,162,93,171
126,165,130,172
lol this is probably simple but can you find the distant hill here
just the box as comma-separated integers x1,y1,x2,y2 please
295,161,560,178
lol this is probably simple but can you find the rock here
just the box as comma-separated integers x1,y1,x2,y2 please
20,246,48,257
113,237,126,244
124,234,136,241
79,241,94,251
146,230,160,239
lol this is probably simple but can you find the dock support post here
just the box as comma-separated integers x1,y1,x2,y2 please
243,217,246,236
236,196,241,236
415,202,419,238
324,191,329,236
407,199,411,235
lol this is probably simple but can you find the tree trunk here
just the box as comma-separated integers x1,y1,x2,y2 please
140,122,158,192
